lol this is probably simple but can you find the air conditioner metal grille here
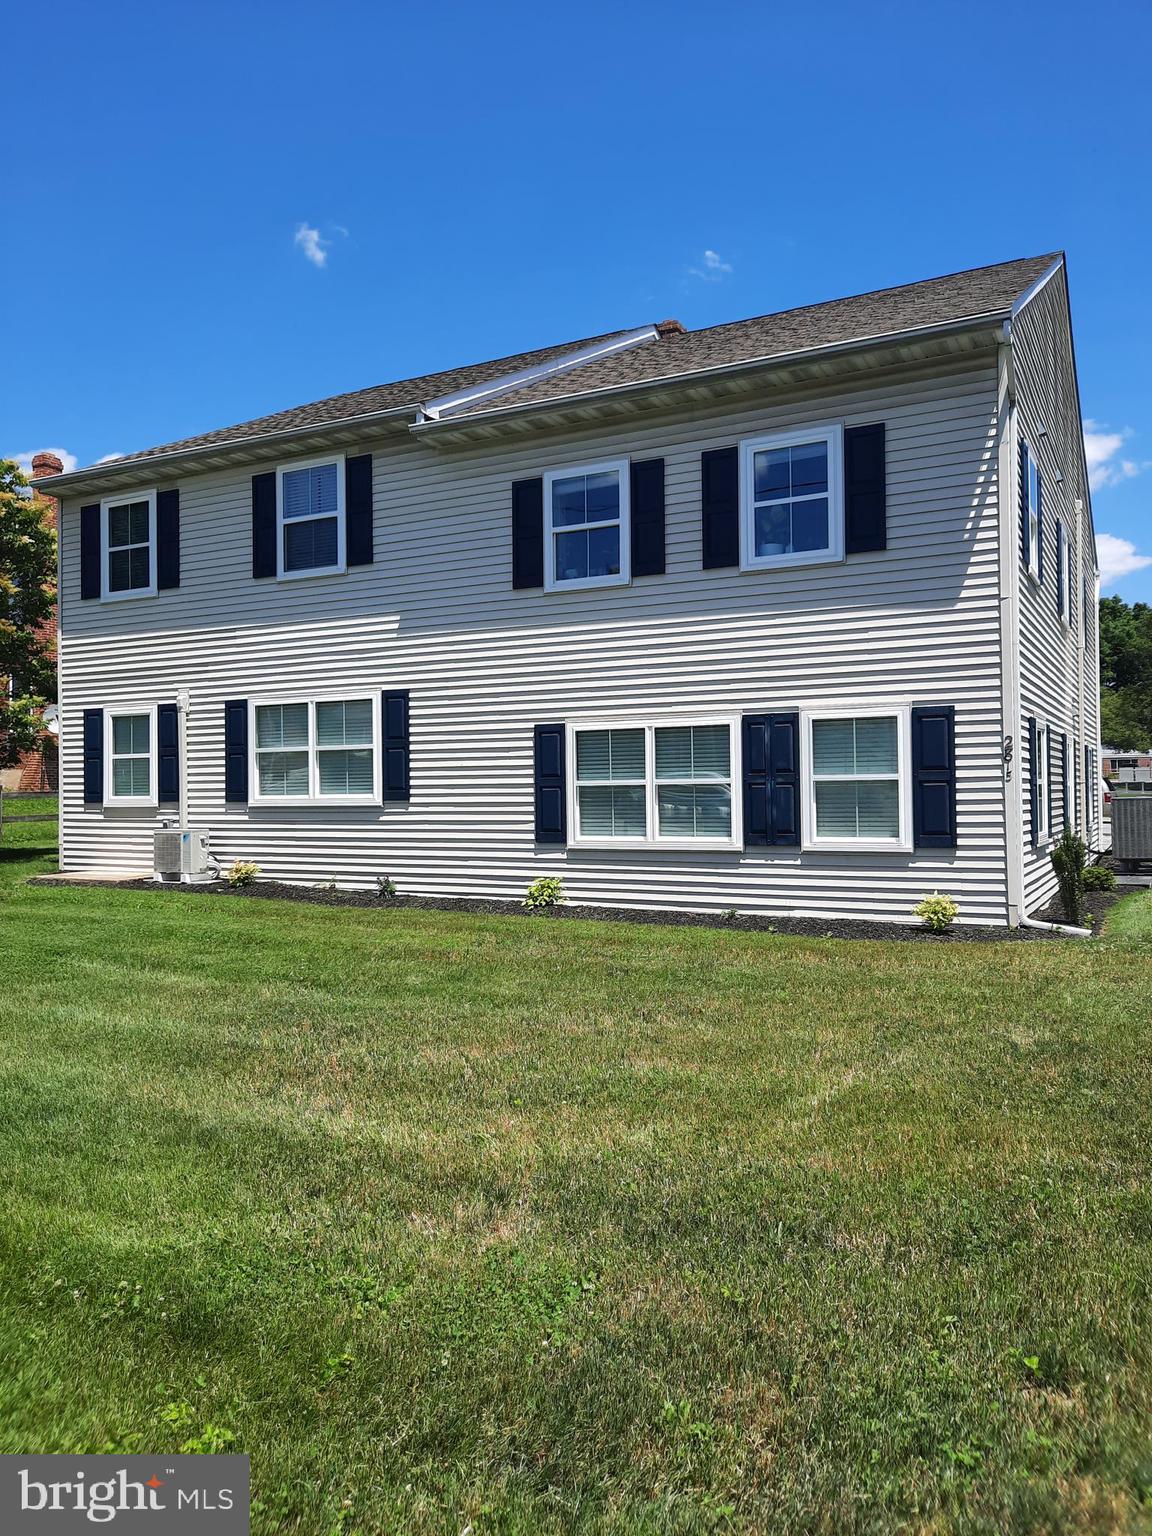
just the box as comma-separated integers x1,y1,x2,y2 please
154,829,183,876
1112,796,1152,860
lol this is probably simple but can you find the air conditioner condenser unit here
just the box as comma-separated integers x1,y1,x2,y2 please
154,827,214,883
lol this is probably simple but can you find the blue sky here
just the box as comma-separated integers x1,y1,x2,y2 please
5,0,1150,598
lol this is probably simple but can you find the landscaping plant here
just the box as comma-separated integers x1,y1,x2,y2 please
1050,825,1088,926
523,876,566,910
1083,862,1116,892
226,860,260,889
913,891,959,933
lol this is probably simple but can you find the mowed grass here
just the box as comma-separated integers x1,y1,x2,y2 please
0,834,1151,1535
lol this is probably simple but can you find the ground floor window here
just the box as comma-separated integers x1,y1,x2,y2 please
251,696,377,803
570,719,738,846
105,709,155,804
802,707,911,850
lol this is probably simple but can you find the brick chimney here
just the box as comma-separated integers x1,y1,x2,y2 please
29,452,63,531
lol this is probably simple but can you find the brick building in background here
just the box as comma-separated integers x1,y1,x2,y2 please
1,451,61,792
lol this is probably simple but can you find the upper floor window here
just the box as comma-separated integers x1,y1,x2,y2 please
543,460,630,591
802,706,911,851
277,456,345,579
740,426,844,571
1023,445,1041,582
251,695,377,803
569,718,738,846
105,708,155,804
1058,521,1071,626
102,491,156,600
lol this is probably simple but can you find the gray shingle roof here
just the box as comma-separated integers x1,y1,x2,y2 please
445,252,1061,419
90,253,1060,469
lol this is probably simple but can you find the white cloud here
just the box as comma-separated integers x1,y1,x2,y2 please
294,222,330,268
1083,419,1151,490
1096,532,1152,589
688,248,733,282
95,453,124,463
12,447,78,475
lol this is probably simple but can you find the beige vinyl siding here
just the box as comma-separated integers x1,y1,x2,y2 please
58,359,1010,924
1010,267,1101,915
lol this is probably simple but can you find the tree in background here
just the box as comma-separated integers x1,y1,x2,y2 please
0,459,57,769
1098,594,1152,750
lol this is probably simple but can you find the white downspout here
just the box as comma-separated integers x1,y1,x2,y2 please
176,689,190,831
996,333,1026,926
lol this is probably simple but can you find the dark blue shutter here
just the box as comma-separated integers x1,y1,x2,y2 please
1019,442,1030,567
156,489,180,590
383,691,410,801
82,708,104,804
533,723,566,844
1061,732,1069,831
1028,717,1039,848
224,700,249,804
1046,725,1054,836
252,473,277,579
512,478,544,589
911,705,957,849
844,423,887,553
157,702,180,804
346,454,373,566
1035,466,1044,584
1057,521,1066,617
630,458,665,578
701,447,739,569
80,504,101,599
742,713,799,846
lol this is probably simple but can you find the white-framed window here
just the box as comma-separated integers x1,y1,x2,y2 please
1035,723,1050,844
1058,522,1071,626
740,425,844,571
567,717,740,847
543,459,630,591
802,705,911,851
250,694,378,804
276,455,346,579
104,707,156,805
101,490,156,600
1024,446,1041,581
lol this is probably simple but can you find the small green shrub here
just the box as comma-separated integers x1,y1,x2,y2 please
375,875,398,899
226,860,260,889
1082,863,1116,892
524,876,566,911
914,891,959,933
1051,825,1087,926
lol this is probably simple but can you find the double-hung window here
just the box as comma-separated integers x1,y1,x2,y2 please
101,491,156,599
740,425,844,571
1024,446,1041,581
803,706,911,850
105,708,156,804
1035,723,1050,844
1058,522,1071,625
569,718,739,846
277,456,345,578
251,696,378,803
543,460,630,591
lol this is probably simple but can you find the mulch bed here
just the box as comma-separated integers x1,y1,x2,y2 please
35,873,1086,942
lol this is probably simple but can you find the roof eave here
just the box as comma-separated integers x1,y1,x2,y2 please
408,310,1014,439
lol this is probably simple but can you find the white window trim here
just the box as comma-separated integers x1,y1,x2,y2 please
275,454,347,581
1035,721,1051,846
103,704,158,807
100,489,157,602
801,703,912,853
1024,446,1042,584
1058,523,1071,628
248,692,381,806
543,458,631,593
739,423,844,573
565,715,742,850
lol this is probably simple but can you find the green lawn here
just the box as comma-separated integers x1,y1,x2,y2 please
1,833,1150,1535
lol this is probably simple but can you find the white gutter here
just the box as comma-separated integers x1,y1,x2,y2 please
417,327,659,421
408,310,1015,437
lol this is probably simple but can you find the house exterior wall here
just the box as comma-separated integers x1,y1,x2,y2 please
1009,267,1102,915
57,357,1014,922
